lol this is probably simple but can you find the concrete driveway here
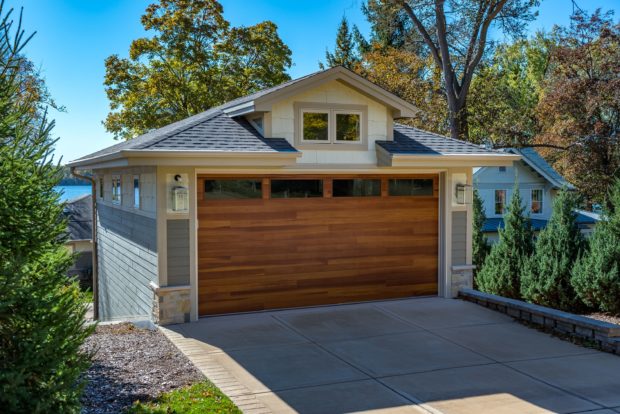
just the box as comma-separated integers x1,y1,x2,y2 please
162,297,620,414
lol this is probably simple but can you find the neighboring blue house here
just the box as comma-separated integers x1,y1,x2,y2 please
474,147,599,242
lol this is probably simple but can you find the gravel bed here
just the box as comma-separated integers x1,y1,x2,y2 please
586,312,620,326
80,323,204,414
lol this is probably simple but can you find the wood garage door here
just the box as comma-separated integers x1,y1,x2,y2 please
198,175,439,315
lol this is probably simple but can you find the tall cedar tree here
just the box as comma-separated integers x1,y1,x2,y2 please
476,184,534,298
388,0,539,140
572,180,620,314
320,16,360,69
0,5,92,412
104,0,292,140
472,188,490,277
521,189,585,310
536,10,620,205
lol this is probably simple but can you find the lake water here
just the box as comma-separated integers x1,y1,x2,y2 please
55,185,92,202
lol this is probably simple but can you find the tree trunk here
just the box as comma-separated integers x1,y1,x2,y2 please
447,99,468,140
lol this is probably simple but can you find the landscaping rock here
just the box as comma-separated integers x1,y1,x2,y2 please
80,323,203,414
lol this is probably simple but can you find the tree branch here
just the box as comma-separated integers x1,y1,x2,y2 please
396,0,443,69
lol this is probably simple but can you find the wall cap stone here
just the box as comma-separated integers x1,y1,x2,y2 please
459,288,620,337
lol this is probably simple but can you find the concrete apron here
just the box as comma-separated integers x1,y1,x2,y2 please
160,297,620,414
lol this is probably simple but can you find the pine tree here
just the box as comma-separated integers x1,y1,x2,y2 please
472,187,490,278
0,5,93,412
320,16,359,69
572,180,620,314
476,184,534,298
521,189,585,310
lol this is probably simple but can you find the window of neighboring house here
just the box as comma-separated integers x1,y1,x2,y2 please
333,179,380,197
301,111,329,142
499,166,506,172
495,190,507,215
271,179,323,198
388,179,434,196
531,189,543,214
204,179,262,199
133,175,140,209
335,112,361,142
98,177,104,199
111,176,121,205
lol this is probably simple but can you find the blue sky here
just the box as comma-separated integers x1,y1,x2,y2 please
7,0,618,163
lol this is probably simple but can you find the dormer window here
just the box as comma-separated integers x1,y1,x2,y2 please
295,102,366,148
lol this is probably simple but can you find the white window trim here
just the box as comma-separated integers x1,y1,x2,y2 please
494,189,507,216
333,110,363,144
111,175,121,205
530,188,544,215
300,108,330,143
133,174,141,210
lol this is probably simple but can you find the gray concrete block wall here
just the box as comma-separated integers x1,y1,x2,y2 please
166,219,190,286
452,211,467,265
97,203,157,320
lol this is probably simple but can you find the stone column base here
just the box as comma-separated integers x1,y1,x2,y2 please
150,282,191,325
451,265,475,298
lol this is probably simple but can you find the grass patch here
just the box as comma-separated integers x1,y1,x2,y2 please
126,381,241,414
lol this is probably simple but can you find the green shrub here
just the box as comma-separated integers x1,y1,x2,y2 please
0,5,93,413
476,183,534,298
472,187,490,278
572,180,620,314
521,189,585,310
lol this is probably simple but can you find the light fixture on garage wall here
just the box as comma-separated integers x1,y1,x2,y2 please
455,183,473,205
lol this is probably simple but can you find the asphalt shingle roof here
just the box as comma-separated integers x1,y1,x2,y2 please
63,194,93,241
376,124,499,156
510,147,573,189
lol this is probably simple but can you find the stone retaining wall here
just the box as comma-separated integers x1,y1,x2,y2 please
459,288,620,355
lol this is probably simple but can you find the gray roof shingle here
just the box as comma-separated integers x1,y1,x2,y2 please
376,123,499,155
63,194,93,241
510,147,573,189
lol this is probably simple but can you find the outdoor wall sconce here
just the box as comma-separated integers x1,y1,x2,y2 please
455,183,473,205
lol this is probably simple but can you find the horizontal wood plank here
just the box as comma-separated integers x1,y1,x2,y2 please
198,174,439,315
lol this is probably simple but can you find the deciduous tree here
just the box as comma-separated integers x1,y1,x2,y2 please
536,10,620,205
390,0,540,140
104,0,292,140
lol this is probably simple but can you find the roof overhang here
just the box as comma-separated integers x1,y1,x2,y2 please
68,149,301,170
377,146,521,168
222,66,420,119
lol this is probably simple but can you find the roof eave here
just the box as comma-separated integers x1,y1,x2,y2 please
385,153,521,168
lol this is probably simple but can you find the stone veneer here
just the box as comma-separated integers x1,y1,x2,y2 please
150,283,191,325
451,265,475,297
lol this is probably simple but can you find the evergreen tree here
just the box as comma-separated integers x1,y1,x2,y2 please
521,189,585,310
572,180,620,314
0,5,92,412
472,187,490,277
476,184,534,298
320,16,359,69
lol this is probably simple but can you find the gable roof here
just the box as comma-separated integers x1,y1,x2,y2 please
63,194,93,241
508,147,574,189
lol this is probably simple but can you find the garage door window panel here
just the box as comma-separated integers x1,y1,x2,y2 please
205,179,262,199
271,179,323,198
333,179,380,197
388,179,434,196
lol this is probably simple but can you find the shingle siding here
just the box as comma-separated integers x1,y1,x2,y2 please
166,219,190,286
97,203,157,320
452,211,467,265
